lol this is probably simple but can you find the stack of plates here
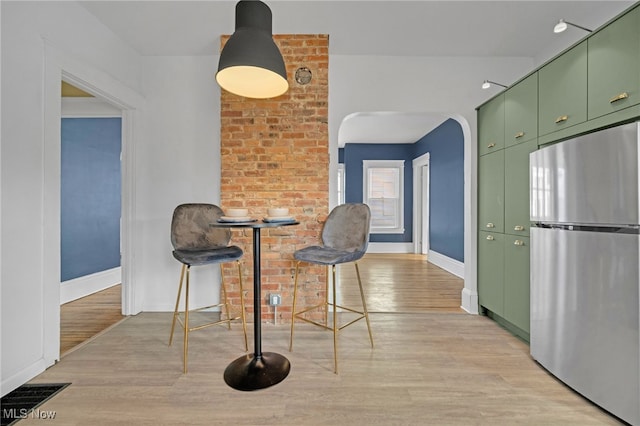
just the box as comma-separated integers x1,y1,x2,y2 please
218,216,257,223
263,216,295,223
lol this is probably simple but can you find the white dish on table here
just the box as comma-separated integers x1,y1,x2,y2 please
225,208,249,217
267,208,289,217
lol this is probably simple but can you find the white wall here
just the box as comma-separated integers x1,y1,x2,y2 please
328,54,535,313
0,1,142,395
329,55,534,146
137,55,223,311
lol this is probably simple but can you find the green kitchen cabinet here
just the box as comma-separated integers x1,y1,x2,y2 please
478,231,504,316
504,139,538,237
538,41,588,137
476,3,640,342
588,6,640,120
478,94,505,156
504,73,538,147
478,150,504,233
503,235,530,334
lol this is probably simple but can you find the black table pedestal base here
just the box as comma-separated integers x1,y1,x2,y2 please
223,352,290,391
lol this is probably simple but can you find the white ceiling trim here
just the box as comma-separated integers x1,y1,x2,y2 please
338,111,448,147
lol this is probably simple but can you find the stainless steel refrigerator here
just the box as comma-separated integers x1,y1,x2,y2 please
529,121,640,425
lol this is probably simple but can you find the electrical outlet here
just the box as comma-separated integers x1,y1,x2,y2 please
269,293,281,306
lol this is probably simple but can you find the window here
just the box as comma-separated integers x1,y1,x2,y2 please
363,160,404,234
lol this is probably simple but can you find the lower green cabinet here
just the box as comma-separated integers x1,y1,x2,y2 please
478,231,504,315
478,232,530,338
479,138,535,338
503,235,530,333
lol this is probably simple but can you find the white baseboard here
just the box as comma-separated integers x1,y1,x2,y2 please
460,287,479,314
366,242,413,253
60,267,121,304
1,358,48,397
427,250,464,278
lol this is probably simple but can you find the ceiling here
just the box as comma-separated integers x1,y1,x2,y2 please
78,0,634,146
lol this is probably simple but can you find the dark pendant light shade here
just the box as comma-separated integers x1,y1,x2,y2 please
216,0,288,99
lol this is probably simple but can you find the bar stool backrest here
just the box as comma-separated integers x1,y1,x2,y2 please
171,203,231,251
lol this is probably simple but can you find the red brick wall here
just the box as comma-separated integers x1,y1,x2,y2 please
220,34,329,322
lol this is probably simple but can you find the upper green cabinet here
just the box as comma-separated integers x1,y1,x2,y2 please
538,41,588,136
588,6,640,120
504,73,538,147
478,94,504,156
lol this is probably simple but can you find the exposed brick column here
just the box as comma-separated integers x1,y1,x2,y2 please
220,34,329,323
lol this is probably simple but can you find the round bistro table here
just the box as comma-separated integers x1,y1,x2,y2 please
210,219,299,391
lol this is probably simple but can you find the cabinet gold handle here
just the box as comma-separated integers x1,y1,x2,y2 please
514,240,525,246
555,115,568,123
486,222,495,228
609,92,629,103
486,235,495,241
487,143,496,148
514,225,524,231
515,131,525,139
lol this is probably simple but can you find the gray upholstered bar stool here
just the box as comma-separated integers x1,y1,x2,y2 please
289,203,374,373
169,203,248,373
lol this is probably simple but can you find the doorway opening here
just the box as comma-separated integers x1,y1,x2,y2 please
59,82,125,355
43,43,144,365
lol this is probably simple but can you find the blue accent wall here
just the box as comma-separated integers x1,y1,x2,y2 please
414,119,464,262
343,143,413,243
61,118,122,281
342,118,464,261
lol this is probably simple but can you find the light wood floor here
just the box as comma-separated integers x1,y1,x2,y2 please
338,253,464,313
60,284,124,355
60,254,462,355
33,313,621,425
44,255,622,425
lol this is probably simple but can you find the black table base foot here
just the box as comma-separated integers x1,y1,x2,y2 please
224,352,290,391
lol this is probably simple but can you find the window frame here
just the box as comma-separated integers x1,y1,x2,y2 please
362,159,405,234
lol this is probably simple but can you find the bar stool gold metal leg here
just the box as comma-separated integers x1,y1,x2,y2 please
324,266,329,327
183,265,190,374
289,261,301,352
331,265,338,374
170,260,248,373
237,260,248,352
355,262,374,348
220,264,231,331
169,264,187,346
289,259,372,374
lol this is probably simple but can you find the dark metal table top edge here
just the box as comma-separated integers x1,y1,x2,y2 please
210,220,299,228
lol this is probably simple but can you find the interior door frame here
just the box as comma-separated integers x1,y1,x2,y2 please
412,153,430,254
43,41,144,365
